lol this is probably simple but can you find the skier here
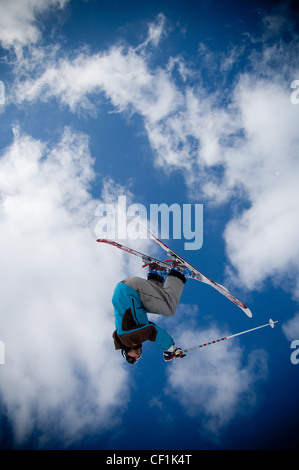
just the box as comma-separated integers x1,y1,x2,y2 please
112,264,187,364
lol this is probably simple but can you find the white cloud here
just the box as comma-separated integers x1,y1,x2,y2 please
222,77,299,292
13,40,181,121
282,313,299,341
165,324,268,439
0,0,69,52
139,13,167,49
0,126,131,447
142,9,299,301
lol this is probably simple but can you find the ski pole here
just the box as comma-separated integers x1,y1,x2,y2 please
182,318,278,353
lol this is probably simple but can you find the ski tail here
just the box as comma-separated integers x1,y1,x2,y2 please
96,238,171,271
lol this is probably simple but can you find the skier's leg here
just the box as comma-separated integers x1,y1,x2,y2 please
162,270,186,315
124,270,186,317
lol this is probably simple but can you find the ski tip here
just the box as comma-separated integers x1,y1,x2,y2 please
243,307,253,318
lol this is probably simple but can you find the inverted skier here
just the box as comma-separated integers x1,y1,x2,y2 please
112,264,187,364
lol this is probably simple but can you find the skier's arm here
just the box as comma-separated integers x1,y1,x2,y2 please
117,322,174,351
150,322,174,350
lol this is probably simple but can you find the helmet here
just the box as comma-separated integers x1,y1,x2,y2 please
121,345,142,364
121,349,137,364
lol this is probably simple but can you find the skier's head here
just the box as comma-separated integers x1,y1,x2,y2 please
112,331,142,364
121,346,142,364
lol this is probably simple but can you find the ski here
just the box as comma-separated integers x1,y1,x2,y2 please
96,239,171,274
139,225,252,318
97,230,252,318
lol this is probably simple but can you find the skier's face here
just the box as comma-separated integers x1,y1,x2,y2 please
127,347,142,362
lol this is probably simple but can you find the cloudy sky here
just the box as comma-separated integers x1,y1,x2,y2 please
0,0,299,450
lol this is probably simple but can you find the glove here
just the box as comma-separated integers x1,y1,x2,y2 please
163,345,186,362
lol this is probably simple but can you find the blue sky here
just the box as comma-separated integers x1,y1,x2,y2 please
0,0,299,450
